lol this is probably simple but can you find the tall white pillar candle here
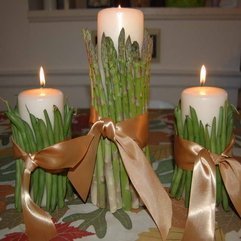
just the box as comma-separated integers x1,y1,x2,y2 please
97,7,144,52
18,67,64,126
181,65,228,130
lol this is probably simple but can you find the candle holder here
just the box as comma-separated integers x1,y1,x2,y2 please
170,101,235,210
5,103,74,212
82,28,152,212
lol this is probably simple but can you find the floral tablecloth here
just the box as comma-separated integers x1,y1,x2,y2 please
0,109,241,241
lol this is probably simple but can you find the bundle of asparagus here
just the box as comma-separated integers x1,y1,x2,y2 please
170,101,235,210
82,28,152,212
4,100,74,212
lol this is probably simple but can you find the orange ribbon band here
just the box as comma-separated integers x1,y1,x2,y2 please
174,135,241,241
14,112,172,241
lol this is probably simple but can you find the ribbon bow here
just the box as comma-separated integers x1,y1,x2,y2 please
174,135,241,241
14,113,172,241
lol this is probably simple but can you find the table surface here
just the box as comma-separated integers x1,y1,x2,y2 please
0,109,241,241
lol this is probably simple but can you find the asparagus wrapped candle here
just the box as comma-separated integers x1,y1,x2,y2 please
170,65,234,210
82,8,152,212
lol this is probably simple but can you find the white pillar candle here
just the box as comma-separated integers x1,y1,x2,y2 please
18,67,64,126
97,7,144,52
181,65,228,129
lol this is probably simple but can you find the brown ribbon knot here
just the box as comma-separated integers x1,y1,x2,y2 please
174,135,241,241
14,113,172,241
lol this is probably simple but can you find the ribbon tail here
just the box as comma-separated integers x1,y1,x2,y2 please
115,134,172,241
67,123,102,201
220,159,241,217
22,167,56,241
182,149,216,241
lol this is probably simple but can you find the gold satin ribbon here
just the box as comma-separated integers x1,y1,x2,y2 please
174,135,241,241
14,113,172,241
14,135,95,241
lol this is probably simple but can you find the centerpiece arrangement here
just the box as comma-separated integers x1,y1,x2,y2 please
3,3,241,240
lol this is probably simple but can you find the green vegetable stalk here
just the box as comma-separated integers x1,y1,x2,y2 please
170,101,235,210
82,28,152,212
5,102,74,212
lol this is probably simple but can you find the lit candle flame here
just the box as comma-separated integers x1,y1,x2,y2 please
200,65,206,86
118,4,121,8
39,66,45,88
